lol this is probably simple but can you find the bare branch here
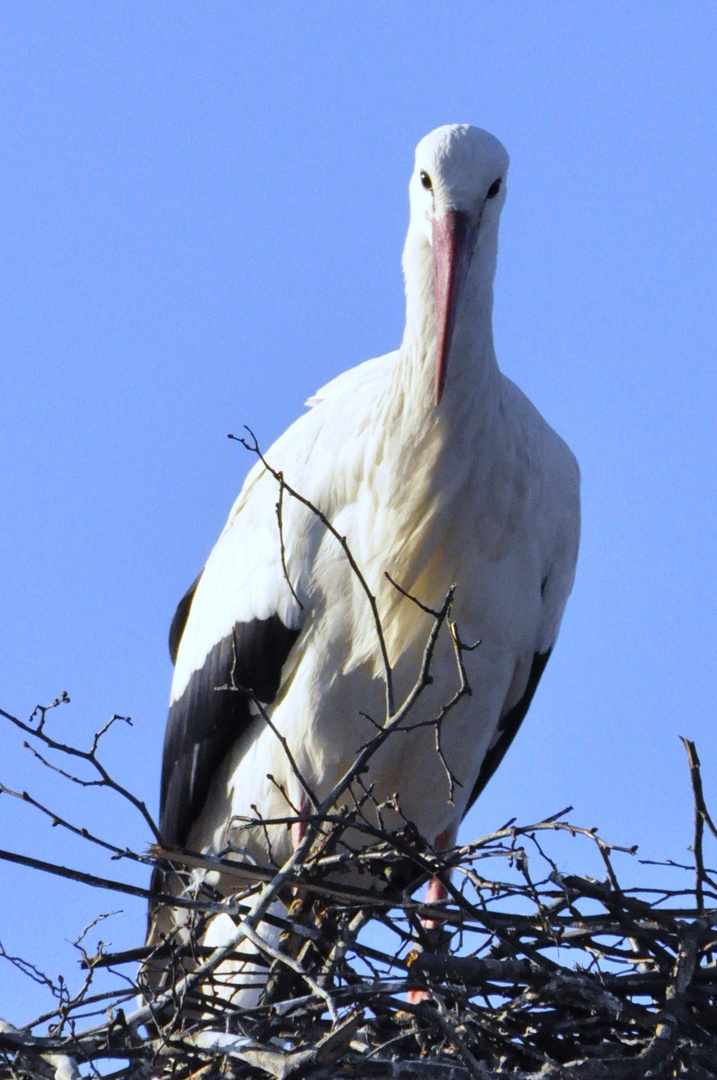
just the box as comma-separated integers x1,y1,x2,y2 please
0,705,161,843
230,428,396,716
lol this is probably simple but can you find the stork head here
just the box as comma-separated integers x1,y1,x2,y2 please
404,125,510,405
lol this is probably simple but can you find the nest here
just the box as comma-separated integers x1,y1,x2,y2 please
1,740,716,1080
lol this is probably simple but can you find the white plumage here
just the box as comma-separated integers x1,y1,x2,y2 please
150,125,580,993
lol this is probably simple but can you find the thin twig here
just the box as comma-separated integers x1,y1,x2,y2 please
681,736,717,915
231,428,395,717
0,706,160,843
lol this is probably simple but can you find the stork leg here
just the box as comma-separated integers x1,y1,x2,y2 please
407,826,455,1004
291,794,311,850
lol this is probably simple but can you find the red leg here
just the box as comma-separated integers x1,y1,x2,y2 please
407,827,455,1003
421,874,449,929
291,794,311,850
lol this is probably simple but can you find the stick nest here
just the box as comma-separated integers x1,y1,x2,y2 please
1,739,716,1080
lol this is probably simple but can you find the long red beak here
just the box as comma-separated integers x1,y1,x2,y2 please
432,210,478,405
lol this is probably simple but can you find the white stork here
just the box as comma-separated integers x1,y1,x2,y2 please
149,124,580,999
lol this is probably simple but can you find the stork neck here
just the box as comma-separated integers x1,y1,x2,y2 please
400,230,501,422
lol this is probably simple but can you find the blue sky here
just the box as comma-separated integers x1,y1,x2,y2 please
1,3,716,1026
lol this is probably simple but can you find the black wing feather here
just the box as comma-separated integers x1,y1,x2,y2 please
465,648,552,814
160,615,300,847
168,572,203,665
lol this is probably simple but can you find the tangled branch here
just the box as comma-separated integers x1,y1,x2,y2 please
0,715,715,1078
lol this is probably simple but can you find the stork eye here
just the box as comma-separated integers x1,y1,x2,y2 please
486,177,502,200
420,170,433,191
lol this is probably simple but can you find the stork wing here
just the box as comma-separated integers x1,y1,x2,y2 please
159,455,312,848
160,607,300,848
158,353,401,850
168,572,203,665
465,394,580,815
465,648,551,813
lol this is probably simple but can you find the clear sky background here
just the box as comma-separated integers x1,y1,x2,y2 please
1,2,715,1028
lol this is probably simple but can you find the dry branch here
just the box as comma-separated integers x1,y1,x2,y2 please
0,733,716,1078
